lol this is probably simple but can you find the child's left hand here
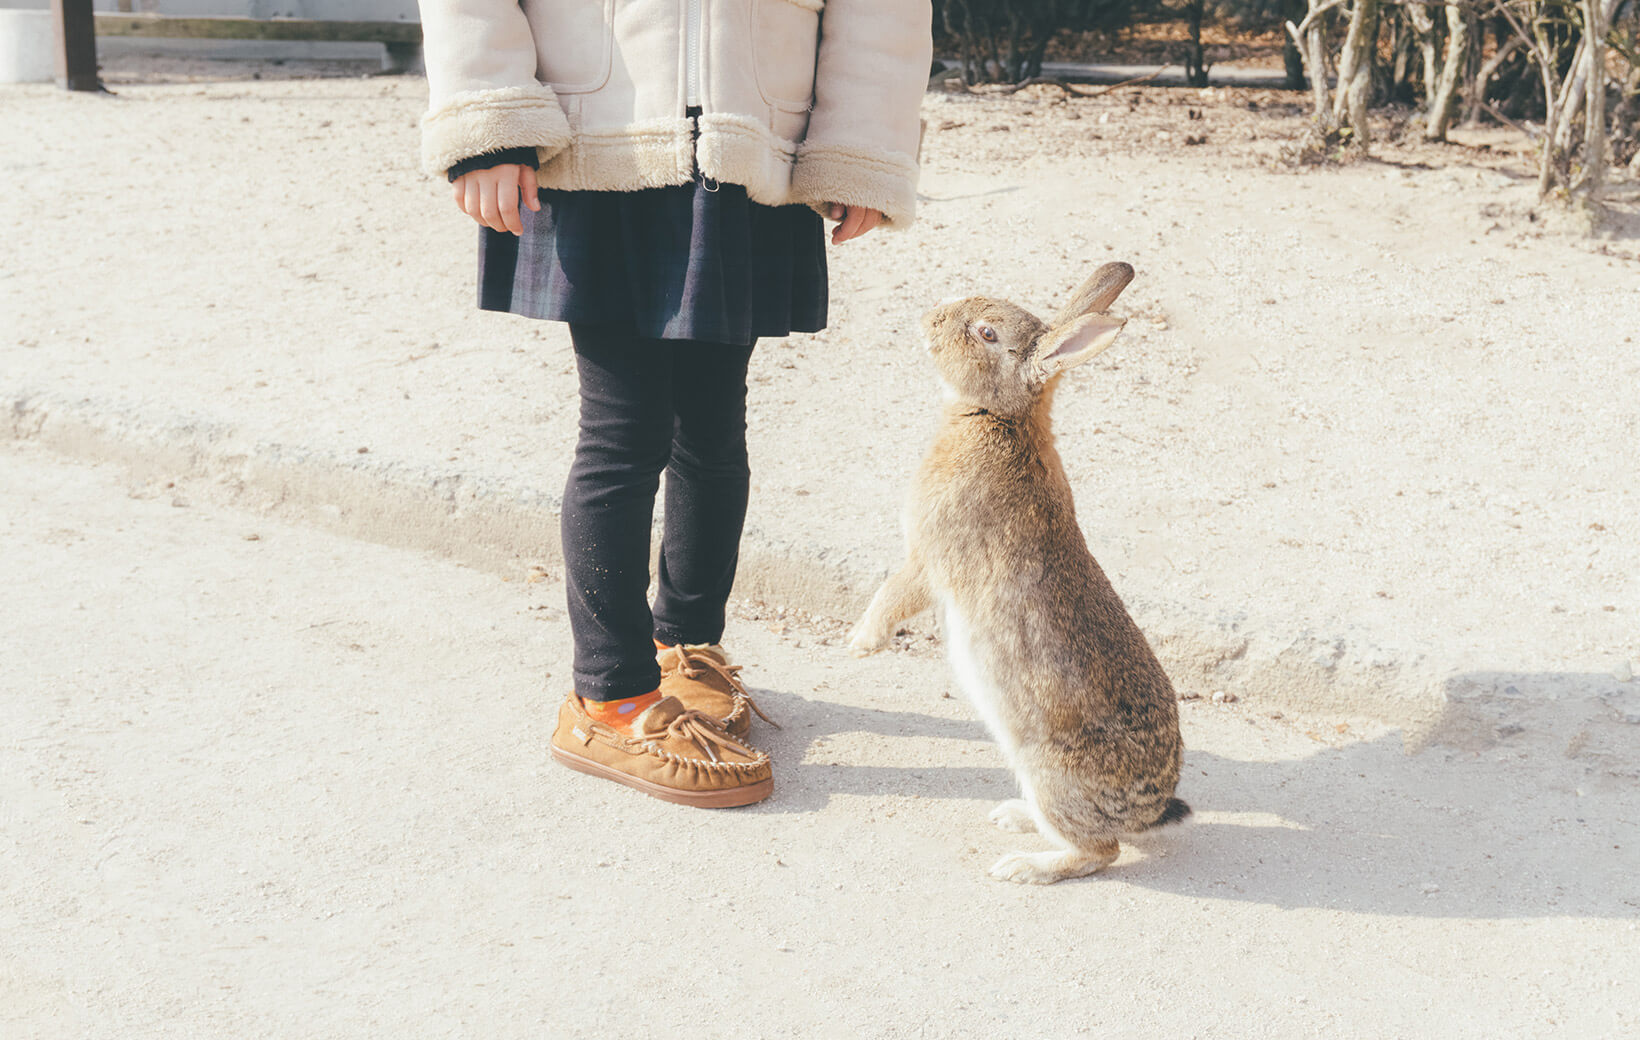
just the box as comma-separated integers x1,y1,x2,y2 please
826,204,884,244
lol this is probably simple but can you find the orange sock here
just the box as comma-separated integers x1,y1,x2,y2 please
582,690,663,734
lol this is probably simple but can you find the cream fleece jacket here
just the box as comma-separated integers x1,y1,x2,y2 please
418,0,931,226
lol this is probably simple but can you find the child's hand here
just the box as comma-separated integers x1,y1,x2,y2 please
826,204,884,244
451,163,540,236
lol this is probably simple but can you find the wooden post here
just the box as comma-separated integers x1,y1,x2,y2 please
52,0,102,92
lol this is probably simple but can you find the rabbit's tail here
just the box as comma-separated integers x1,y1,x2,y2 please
1147,798,1192,829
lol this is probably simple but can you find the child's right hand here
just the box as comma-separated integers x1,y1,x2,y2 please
451,164,541,236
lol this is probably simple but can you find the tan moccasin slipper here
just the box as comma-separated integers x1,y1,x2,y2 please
655,642,778,739
549,693,772,808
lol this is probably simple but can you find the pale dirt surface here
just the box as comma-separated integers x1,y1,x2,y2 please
3,57,1640,1033
4,57,1638,735
4,443,1639,1039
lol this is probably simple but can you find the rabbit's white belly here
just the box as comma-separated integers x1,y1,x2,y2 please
939,597,1021,764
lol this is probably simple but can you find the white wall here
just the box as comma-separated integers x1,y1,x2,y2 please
0,0,424,63
0,2,418,20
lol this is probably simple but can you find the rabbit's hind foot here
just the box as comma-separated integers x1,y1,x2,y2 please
988,799,1038,833
989,840,1119,885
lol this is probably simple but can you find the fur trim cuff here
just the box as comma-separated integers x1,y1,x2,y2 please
420,85,574,178
789,142,919,228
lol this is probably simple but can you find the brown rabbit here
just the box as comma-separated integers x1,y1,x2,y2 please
848,262,1189,884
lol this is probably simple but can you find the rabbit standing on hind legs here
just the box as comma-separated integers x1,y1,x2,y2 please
849,262,1190,885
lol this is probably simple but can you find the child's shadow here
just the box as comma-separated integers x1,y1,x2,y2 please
742,685,1011,814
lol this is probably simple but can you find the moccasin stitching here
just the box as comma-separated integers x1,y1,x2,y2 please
557,701,770,794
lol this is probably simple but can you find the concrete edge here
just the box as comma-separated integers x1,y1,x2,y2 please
5,387,1523,744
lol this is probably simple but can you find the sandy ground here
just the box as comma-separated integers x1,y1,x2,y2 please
2,55,1640,1034
4,441,1638,1039
3,57,1637,738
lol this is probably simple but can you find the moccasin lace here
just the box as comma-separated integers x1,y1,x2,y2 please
645,707,763,764
676,645,781,729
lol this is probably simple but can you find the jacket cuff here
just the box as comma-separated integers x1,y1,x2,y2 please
789,142,919,229
421,84,573,179
446,147,542,182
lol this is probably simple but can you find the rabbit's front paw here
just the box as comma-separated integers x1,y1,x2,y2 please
988,800,1038,833
846,621,890,657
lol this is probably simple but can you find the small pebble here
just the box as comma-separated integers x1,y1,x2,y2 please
1421,882,1440,895
243,533,261,541
1211,690,1238,704
1613,661,1633,683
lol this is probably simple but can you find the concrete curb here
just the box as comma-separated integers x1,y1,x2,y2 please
3,386,867,630
10,386,1585,745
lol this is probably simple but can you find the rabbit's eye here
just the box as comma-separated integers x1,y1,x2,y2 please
977,325,998,344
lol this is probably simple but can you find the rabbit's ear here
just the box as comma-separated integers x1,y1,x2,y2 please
1049,262,1135,327
1034,313,1125,380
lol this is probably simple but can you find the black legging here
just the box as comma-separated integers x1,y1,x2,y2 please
561,323,754,701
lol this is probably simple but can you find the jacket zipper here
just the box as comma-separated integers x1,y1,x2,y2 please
685,0,702,108
685,0,715,189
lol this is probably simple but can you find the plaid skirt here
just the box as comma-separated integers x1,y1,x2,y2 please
477,181,828,347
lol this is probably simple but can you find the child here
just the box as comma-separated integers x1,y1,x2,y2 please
418,0,932,806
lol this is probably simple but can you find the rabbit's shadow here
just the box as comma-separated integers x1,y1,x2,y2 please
741,679,1640,920
1119,739,1637,920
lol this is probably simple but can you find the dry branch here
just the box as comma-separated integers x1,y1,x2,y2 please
976,67,1171,98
